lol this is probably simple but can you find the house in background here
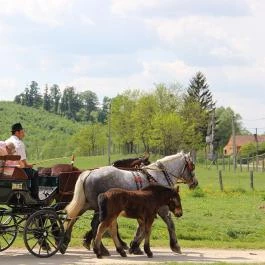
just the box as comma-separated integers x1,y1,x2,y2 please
223,135,265,156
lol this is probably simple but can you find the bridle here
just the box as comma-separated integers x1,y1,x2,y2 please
157,157,195,186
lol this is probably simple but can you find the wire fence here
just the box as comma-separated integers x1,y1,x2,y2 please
205,153,265,172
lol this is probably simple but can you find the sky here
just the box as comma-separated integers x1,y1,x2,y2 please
0,0,265,133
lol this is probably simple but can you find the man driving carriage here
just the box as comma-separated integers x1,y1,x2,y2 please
5,123,39,199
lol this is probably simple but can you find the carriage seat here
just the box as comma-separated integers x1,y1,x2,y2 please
0,155,28,180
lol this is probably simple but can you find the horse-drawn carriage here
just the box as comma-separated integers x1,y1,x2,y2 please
0,152,196,259
0,154,81,258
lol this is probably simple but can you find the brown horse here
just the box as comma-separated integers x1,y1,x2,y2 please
93,184,182,258
38,164,82,203
112,153,150,169
38,164,80,176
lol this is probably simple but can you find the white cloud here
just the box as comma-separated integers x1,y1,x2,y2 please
0,0,73,26
111,0,159,16
111,0,250,17
80,15,95,26
0,78,18,100
215,90,265,132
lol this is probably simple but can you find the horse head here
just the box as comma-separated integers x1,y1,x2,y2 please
139,152,151,166
155,152,198,190
168,186,182,217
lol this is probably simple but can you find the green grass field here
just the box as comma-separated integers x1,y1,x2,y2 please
9,154,265,249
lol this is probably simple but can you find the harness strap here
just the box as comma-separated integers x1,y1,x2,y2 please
156,161,174,186
140,168,157,184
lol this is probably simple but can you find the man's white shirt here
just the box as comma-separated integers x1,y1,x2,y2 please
6,135,26,160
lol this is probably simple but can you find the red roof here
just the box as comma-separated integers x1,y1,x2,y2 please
225,135,265,147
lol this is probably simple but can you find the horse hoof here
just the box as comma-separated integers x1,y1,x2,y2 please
59,243,68,255
171,245,182,254
147,252,153,258
41,242,51,251
96,254,102,259
120,251,127,257
129,247,144,255
117,247,127,257
100,247,110,256
83,241,91,250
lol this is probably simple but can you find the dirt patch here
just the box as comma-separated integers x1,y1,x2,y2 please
1,248,265,264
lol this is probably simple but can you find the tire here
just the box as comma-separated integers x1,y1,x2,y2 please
23,209,64,258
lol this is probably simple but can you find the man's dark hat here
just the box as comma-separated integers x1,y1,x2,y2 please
11,123,24,132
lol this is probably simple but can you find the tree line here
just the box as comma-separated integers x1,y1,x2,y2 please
14,72,246,157
14,81,110,123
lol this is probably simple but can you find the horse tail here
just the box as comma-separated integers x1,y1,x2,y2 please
98,193,108,222
65,170,89,219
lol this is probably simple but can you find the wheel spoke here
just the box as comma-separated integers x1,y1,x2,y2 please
46,237,56,249
1,234,10,245
0,213,17,252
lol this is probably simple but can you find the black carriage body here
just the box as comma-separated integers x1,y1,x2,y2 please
0,174,59,206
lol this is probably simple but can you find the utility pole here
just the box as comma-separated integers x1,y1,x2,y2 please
255,128,259,171
107,101,112,165
232,115,237,171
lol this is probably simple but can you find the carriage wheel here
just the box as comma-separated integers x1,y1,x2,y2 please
0,208,17,251
23,209,64,258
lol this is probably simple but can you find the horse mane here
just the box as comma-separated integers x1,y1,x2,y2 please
113,157,140,165
157,152,185,163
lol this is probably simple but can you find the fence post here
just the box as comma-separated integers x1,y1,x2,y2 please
250,170,254,190
222,155,225,171
263,157,265,172
240,157,242,172
228,156,231,171
252,157,255,171
218,170,224,191
247,156,250,172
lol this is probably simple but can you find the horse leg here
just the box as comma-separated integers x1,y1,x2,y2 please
83,223,128,251
83,229,93,250
60,215,78,254
60,172,88,254
143,218,154,258
116,224,128,250
93,222,109,259
158,206,181,254
109,220,127,257
129,219,145,255
91,212,110,256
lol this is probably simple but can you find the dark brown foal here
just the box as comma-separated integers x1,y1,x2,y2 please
93,184,182,258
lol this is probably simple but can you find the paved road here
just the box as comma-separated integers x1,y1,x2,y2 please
1,248,265,264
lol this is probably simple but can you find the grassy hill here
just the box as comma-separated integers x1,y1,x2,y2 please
0,101,83,160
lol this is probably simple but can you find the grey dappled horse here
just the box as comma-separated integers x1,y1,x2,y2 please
61,152,198,255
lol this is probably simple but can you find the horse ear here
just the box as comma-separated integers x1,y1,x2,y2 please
144,152,150,159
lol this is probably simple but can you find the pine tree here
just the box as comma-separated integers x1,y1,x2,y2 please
29,81,42,108
43,84,51,111
183,72,216,139
185,72,215,112
50,84,61,114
